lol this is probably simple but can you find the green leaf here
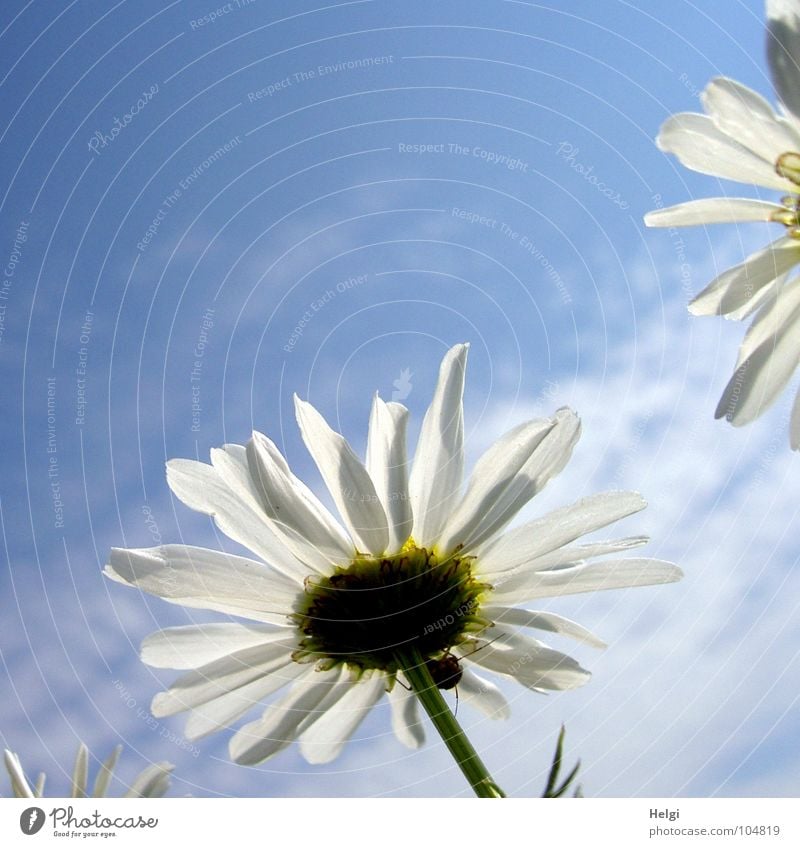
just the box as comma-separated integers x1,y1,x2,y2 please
542,725,582,798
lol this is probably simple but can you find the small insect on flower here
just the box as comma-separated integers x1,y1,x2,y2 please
425,652,463,691
425,634,505,693
106,343,681,767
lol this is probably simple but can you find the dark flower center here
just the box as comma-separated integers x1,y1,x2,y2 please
291,544,491,677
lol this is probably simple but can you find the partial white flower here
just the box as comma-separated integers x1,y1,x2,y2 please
644,1,800,448
106,344,681,767
4,744,172,798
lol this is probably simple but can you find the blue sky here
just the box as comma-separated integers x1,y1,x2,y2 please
2,0,799,798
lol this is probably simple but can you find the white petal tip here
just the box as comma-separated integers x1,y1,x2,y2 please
300,747,339,766
714,400,746,425
446,342,470,360
549,406,580,431
687,299,716,317
657,564,684,583
150,693,176,718
103,561,128,585
549,668,592,691
623,490,648,510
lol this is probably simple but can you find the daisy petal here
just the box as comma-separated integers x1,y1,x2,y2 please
300,674,386,764
388,677,425,748
767,0,800,121
211,442,338,572
71,743,88,798
437,417,555,553
463,628,591,691
295,396,389,556
644,197,781,227
124,762,174,798
734,276,800,366
211,440,338,576
4,750,34,798
229,670,344,765
366,396,413,554
484,607,606,648
439,408,581,555
105,545,300,623
702,76,800,163
689,237,800,317
151,641,297,717
92,745,122,798
514,536,650,573
166,458,309,582
725,272,788,321
184,662,308,741
141,623,287,670
409,343,468,546
456,668,511,719
491,558,683,604
209,444,337,576
208,443,269,510
657,112,794,190
478,491,647,575
245,431,353,568
715,287,800,425
792,386,800,450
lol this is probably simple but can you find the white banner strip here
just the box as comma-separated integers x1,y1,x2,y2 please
2,797,797,846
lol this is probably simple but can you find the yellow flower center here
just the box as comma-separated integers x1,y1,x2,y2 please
773,153,800,238
776,151,800,186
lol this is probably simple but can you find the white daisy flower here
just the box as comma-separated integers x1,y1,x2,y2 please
4,744,172,798
644,1,800,447
105,344,681,771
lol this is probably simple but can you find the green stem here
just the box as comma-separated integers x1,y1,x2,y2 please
397,648,506,798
